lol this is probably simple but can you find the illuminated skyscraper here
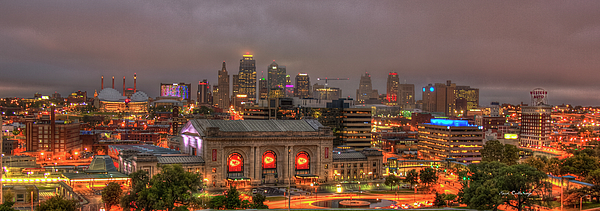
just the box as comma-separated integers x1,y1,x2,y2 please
356,73,378,104
386,72,399,106
268,61,286,89
197,79,211,105
238,54,256,104
259,77,268,100
295,73,311,99
398,84,415,109
216,62,230,110
455,86,479,114
422,80,456,116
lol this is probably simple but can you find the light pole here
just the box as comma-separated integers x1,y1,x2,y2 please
288,148,291,211
358,181,361,199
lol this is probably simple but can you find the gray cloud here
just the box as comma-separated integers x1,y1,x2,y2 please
1,0,600,105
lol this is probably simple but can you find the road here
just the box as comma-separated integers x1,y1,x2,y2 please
265,193,435,209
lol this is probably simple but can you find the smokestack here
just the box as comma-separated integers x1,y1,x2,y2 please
51,106,55,153
123,76,126,96
112,76,115,89
134,73,137,93
101,76,104,90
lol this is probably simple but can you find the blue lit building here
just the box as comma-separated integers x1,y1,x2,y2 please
417,118,483,163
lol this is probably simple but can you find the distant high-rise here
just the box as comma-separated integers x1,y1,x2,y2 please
238,54,257,104
160,83,192,102
314,87,342,100
520,88,551,147
267,61,286,98
285,75,294,97
422,80,456,116
295,73,311,99
386,72,399,106
356,73,378,104
232,74,240,97
455,86,479,114
216,62,230,110
398,84,415,110
198,79,211,105
259,77,268,100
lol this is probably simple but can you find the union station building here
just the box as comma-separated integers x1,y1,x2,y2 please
110,119,383,190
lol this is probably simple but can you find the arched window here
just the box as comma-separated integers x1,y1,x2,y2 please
262,151,276,169
295,151,310,175
262,150,277,178
227,153,243,178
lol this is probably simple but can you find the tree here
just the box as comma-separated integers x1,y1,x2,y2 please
561,153,599,178
26,186,38,203
252,193,268,209
102,182,123,210
481,140,519,165
120,170,152,211
495,164,549,211
0,201,17,211
502,144,520,165
208,196,226,210
3,190,14,204
419,168,438,187
523,156,547,172
145,164,203,210
384,175,401,190
433,192,446,207
481,140,504,162
444,193,457,206
35,196,80,211
403,169,419,188
224,186,241,210
459,162,507,211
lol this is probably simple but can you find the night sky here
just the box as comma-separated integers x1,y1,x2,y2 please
2,1,600,106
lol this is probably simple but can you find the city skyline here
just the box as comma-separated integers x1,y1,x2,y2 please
2,1,600,105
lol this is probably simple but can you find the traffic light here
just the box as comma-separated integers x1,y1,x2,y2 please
444,169,447,172
463,177,466,180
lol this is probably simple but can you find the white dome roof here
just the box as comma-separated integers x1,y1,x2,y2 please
98,88,124,101
131,91,149,102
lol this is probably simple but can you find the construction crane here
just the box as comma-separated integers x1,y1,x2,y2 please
316,77,349,86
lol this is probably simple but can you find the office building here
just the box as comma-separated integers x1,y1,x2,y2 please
295,73,311,99
422,81,456,116
520,106,552,147
160,83,192,103
356,73,378,104
398,84,415,110
258,77,268,100
238,54,257,104
314,87,342,100
418,119,483,163
216,62,230,110
455,86,479,114
285,75,294,97
267,61,286,89
386,72,399,106
197,80,211,105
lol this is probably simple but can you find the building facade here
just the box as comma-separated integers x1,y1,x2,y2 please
356,73,378,104
216,62,230,110
520,106,552,147
386,72,399,106
238,54,257,104
418,119,483,163
295,73,311,99
197,79,211,105
179,119,335,188
160,83,192,103
455,86,479,114
422,81,456,116
398,84,415,110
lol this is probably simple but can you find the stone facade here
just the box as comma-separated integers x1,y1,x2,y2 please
180,119,334,189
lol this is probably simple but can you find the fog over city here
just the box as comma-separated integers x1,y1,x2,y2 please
2,1,600,105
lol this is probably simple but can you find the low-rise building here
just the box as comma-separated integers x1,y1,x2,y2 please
418,119,484,163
